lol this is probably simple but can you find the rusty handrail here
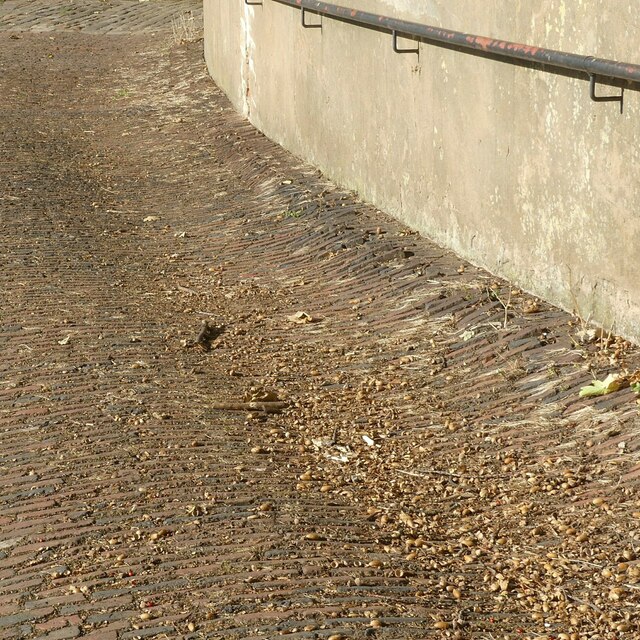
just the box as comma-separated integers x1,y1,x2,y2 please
262,0,640,87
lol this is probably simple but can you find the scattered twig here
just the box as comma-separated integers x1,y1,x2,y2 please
177,284,199,296
564,591,603,614
397,468,508,480
557,555,601,569
398,468,463,479
209,401,287,414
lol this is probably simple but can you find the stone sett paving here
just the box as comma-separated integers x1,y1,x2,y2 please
1,2,640,639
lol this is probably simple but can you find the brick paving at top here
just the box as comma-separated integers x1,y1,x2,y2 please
0,0,201,34
1,2,640,639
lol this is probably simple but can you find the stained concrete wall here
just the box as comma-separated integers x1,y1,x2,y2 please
204,0,640,342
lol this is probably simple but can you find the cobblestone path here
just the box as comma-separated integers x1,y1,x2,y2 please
2,2,640,639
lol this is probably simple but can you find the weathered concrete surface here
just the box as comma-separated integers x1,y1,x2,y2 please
203,0,640,343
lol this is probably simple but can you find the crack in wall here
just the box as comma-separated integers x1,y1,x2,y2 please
240,3,256,118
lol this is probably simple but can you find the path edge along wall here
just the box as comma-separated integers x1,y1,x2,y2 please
204,0,640,343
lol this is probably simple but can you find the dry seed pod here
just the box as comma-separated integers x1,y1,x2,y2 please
609,587,625,600
159,527,170,536
305,532,325,541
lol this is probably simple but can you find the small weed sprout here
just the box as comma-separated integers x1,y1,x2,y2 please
486,285,512,330
171,11,200,45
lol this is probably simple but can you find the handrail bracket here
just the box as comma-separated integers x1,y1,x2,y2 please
392,30,419,55
301,7,322,28
589,74,624,113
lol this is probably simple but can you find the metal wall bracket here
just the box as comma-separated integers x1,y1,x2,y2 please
392,30,419,55
245,0,262,5
301,8,322,28
589,74,624,113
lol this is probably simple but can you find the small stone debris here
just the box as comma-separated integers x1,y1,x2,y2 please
193,319,224,351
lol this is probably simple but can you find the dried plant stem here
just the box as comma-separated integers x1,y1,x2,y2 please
210,401,287,414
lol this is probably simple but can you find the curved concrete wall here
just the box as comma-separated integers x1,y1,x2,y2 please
204,0,640,342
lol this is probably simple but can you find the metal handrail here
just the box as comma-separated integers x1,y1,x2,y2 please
246,0,639,109
276,0,640,82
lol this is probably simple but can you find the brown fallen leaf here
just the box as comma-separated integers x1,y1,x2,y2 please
287,311,320,324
